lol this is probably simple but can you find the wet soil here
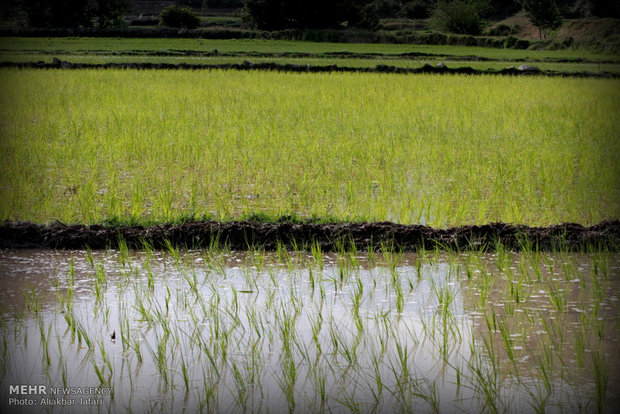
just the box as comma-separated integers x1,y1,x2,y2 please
1,59,617,78
1,220,618,252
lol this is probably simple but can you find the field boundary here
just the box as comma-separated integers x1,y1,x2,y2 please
1,220,618,251
5,49,616,64
1,59,617,78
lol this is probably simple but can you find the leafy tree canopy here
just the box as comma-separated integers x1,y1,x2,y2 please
430,0,487,35
159,4,201,29
19,0,131,28
21,0,92,27
520,0,562,38
242,0,378,30
94,0,132,28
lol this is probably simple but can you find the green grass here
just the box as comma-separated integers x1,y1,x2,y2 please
3,53,619,73
1,69,618,226
1,37,618,62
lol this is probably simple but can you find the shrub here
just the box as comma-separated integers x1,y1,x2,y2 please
159,5,201,29
488,23,512,36
514,38,530,49
504,36,529,49
430,1,484,35
401,0,433,18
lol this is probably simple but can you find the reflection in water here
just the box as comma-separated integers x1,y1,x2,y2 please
0,249,618,413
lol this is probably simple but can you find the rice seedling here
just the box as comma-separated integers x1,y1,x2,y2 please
591,350,610,414
547,278,567,312
228,359,250,412
497,317,515,365
1,247,618,413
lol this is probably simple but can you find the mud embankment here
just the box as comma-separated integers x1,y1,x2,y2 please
9,49,616,64
1,59,617,78
1,220,618,252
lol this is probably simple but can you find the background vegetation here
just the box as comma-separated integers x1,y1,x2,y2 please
0,0,617,52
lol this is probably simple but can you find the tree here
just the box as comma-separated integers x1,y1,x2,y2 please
21,0,92,27
520,0,562,39
159,4,201,29
241,0,377,30
241,0,289,30
93,0,132,29
401,0,435,18
430,0,485,35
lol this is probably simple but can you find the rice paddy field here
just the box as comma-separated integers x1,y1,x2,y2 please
1,69,619,226
1,37,619,413
1,247,619,413
2,37,620,74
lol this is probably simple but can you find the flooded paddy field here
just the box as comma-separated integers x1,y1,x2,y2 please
1,247,618,413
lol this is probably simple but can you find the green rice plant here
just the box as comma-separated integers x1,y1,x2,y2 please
277,357,298,414
229,359,250,411
57,336,68,388
98,339,113,379
524,383,550,414
535,338,554,394
350,277,364,320
547,278,566,312
392,270,405,315
497,316,515,365
2,70,619,227
467,334,501,414
335,391,362,414
571,320,587,373
91,263,107,304
310,240,324,270
310,366,328,410
118,236,129,266
39,321,52,368
75,319,92,350
24,286,42,315
591,350,609,414
92,361,107,385
509,275,524,304
200,367,219,413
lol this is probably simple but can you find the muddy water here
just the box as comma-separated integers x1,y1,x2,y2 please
0,249,619,413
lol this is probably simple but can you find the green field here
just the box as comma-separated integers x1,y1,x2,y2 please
1,68,618,227
2,37,618,61
3,37,619,75
1,35,619,414
4,53,620,74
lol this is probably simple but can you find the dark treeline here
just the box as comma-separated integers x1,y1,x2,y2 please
0,0,617,29
241,0,379,29
3,0,132,28
241,0,618,30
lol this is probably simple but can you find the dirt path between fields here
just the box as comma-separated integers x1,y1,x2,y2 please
1,220,618,252
5,49,617,64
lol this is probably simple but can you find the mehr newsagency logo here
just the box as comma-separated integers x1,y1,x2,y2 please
7,384,111,407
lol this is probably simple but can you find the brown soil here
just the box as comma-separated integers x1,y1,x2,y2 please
1,220,618,252
492,13,620,44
